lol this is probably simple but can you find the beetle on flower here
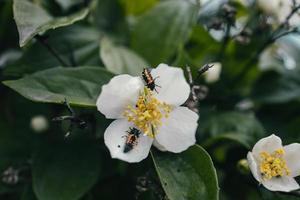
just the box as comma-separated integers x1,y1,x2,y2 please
96,64,199,163
247,134,300,192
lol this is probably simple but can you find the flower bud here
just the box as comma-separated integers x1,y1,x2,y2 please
30,115,49,133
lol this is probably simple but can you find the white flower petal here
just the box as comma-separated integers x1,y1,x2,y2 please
104,119,153,163
155,107,198,153
284,143,300,177
262,176,300,192
252,134,283,161
247,152,262,183
97,74,144,119
150,63,190,106
153,140,167,152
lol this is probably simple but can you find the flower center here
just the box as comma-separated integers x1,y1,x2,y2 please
123,87,172,138
259,148,290,180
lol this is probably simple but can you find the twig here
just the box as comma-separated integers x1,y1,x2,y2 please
52,98,87,137
183,65,210,113
35,35,69,67
195,63,214,81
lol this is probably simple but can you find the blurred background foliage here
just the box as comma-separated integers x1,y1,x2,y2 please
0,0,300,199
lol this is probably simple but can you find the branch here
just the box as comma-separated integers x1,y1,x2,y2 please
232,4,300,83
35,35,69,67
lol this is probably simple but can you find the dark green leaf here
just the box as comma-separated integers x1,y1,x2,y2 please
200,112,265,149
91,0,124,32
151,145,219,200
3,66,114,107
131,0,198,65
252,70,300,104
100,37,148,75
32,140,101,200
13,0,89,47
259,186,300,200
4,25,101,76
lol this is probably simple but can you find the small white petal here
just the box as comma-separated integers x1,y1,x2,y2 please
262,176,300,192
247,152,262,183
284,143,300,177
104,119,153,163
252,134,283,161
150,64,190,106
152,140,167,152
155,107,198,153
97,74,144,119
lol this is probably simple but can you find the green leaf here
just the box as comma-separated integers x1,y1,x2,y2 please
200,112,265,149
252,70,300,104
131,0,198,65
151,145,219,200
3,66,114,107
91,0,124,32
13,0,89,47
100,37,149,75
32,140,101,200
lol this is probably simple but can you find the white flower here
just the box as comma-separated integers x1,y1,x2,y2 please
247,134,300,192
97,64,199,163
257,0,300,26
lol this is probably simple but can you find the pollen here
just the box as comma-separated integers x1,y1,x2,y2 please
259,148,290,180
123,87,172,138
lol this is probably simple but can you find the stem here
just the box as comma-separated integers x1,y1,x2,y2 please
35,35,69,67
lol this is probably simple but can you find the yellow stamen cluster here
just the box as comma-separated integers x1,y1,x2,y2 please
123,87,172,138
259,148,290,180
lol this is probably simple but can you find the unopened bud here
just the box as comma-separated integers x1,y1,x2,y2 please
237,159,250,174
